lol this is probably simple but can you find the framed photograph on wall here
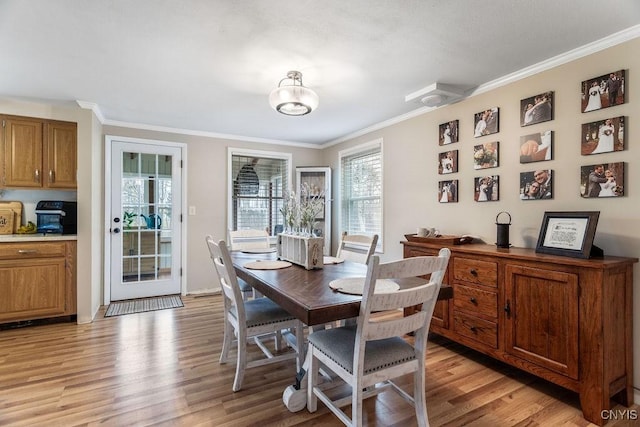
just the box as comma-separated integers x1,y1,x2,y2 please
535,211,602,259
520,130,552,163
581,116,624,155
474,107,499,137
520,170,553,200
438,179,458,203
439,120,459,145
520,91,553,126
473,141,499,169
580,162,624,198
438,150,458,174
474,175,499,202
581,70,625,113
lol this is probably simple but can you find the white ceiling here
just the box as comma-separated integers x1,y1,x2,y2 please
1,1,639,146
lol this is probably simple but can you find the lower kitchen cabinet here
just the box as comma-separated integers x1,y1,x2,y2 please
0,240,76,323
403,241,637,426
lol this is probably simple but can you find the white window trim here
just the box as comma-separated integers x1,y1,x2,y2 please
227,147,292,242
337,138,384,253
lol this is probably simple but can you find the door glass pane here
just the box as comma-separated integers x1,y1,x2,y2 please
121,151,173,283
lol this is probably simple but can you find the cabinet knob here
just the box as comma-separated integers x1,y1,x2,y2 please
470,326,477,333
470,297,477,304
470,269,478,276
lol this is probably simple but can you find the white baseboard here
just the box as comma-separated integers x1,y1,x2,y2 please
186,288,221,296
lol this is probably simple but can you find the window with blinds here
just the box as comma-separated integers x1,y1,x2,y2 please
230,152,289,236
339,141,383,250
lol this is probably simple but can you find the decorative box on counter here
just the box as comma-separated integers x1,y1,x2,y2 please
277,233,324,270
0,210,14,235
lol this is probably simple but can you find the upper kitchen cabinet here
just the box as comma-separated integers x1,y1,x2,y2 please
1,114,77,189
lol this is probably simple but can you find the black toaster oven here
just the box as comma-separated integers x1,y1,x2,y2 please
35,201,78,234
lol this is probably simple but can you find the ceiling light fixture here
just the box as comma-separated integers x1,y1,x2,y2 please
269,70,319,116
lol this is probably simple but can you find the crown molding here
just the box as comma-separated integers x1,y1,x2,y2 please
322,24,640,148
102,118,321,149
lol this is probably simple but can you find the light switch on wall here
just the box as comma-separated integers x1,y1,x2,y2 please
188,206,196,215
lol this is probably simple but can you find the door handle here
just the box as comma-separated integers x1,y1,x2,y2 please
113,227,121,234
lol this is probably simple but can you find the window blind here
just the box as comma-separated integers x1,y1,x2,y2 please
231,155,288,236
340,144,382,249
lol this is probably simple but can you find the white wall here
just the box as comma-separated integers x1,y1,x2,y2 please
322,37,640,395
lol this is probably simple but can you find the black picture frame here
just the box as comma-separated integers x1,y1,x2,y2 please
438,149,458,174
520,91,554,126
535,211,602,259
581,69,625,113
439,120,459,145
473,107,499,137
580,116,625,155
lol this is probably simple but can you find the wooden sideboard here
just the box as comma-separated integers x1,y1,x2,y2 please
402,241,637,426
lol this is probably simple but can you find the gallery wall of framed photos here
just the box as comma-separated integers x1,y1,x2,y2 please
323,35,636,262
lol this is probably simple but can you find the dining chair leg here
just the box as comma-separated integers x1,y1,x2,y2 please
414,368,429,427
352,383,364,427
219,316,233,364
233,329,248,392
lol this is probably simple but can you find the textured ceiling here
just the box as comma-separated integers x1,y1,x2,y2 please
1,0,639,146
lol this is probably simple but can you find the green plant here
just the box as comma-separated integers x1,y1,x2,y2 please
123,211,137,228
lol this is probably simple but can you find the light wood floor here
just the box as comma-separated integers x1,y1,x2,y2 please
0,295,637,426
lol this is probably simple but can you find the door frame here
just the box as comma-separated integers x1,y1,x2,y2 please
103,135,188,305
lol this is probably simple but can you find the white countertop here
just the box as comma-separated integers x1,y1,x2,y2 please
0,234,77,242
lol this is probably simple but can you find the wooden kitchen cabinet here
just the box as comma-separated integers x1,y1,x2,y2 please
0,240,77,323
403,241,637,426
1,114,77,189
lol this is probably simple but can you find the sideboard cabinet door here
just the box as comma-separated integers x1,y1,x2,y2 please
504,264,579,379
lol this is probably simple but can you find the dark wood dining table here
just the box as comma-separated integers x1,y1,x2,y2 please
231,250,453,326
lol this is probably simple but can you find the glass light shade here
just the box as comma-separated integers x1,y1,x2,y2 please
269,83,319,116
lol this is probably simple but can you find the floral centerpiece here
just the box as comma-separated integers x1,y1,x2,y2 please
280,183,325,236
277,183,325,269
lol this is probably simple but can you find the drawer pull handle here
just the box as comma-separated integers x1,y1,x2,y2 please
470,269,478,276
470,297,477,304
18,249,38,254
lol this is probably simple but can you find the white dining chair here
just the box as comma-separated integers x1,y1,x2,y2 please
228,228,270,251
227,228,271,299
306,248,451,426
205,235,304,392
335,232,378,264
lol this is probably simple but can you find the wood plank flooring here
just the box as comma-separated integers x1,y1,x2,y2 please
0,295,637,426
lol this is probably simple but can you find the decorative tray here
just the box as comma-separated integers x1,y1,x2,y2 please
404,234,474,245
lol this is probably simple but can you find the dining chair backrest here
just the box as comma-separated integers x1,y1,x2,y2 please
336,231,378,264
228,229,270,251
358,248,450,343
205,235,245,317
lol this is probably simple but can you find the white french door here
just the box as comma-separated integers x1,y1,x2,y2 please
107,137,183,301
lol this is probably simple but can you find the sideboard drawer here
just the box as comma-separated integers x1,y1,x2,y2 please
453,257,497,287
453,283,497,318
453,312,498,349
